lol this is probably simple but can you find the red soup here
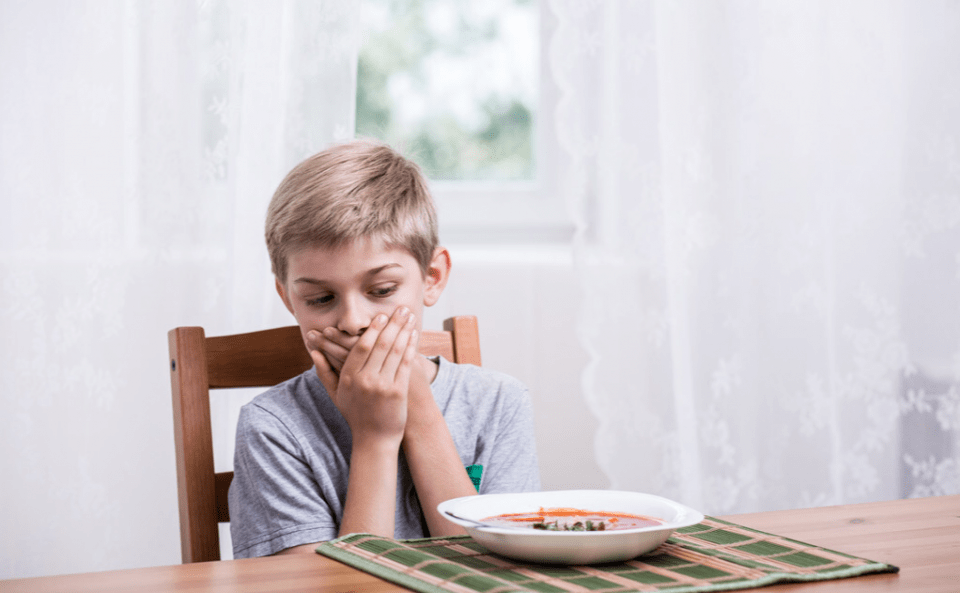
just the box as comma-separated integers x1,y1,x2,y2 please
482,507,662,531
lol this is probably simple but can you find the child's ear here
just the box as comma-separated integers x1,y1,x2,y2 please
423,247,451,307
275,277,295,315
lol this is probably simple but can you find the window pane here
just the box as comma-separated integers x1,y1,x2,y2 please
357,0,538,181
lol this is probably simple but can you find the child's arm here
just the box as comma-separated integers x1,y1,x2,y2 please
315,323,475,537
307,308,418,538
400,358,475,537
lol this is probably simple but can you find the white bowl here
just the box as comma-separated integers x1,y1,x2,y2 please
437,490,703,565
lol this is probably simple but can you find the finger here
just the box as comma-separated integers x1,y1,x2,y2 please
307,330,340,396
378,310,416,379
316,329,350,371
307,329,345,369
359,308,411,375
341,312,388,375
394,327,419,385
321,327,359,352
323,349,345,374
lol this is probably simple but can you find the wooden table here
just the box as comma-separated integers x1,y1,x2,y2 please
3,495,957,592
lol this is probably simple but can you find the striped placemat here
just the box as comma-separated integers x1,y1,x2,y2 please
316,516,897,593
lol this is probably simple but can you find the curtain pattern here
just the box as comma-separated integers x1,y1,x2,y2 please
0,0,358,578
551,0,960,514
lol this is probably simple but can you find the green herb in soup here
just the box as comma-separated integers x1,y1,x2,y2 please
482,507,662,532
532,519,606,531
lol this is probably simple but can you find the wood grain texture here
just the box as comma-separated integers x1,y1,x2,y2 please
168,317,481,563
726,495,960,592
168,327,220,564
444,316,481,366
3,495,957,592
205,326,312,388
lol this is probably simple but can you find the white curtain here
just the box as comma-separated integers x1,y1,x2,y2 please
552,0,960,515
0,0,358,578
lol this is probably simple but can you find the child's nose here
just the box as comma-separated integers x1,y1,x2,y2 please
335,297,370,337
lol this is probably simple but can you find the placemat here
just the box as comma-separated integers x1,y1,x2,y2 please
316,516,898,593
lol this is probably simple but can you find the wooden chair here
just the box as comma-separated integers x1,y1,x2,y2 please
168,315,481,563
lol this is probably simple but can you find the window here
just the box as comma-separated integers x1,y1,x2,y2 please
357,0,571,244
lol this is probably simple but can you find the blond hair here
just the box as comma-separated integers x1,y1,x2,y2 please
266,140,438,283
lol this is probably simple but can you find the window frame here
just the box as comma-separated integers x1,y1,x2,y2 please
361,1,572,246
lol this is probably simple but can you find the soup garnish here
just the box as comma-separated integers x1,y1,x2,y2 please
482,507,662,532
533,519,605,531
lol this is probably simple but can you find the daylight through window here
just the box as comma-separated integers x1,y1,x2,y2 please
357,0,539,182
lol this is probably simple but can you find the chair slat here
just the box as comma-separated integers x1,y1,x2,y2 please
169,327,220,563
445,316,481,366
169,315,480,563
206,326,312,388
417,330,455,361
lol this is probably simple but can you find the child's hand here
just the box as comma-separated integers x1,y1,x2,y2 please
310,328,356,375
311,314,421,377
306,308,419,444
314,315,436,413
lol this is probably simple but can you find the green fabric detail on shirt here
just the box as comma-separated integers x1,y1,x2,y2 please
465,464,482,492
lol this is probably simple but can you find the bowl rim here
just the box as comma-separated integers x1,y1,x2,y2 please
438,489,704,537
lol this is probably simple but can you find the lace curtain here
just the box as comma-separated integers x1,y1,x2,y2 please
0,0,358,577
4,0,959,581
551,0,960,515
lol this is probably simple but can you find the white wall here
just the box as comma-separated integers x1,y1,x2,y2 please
0,246,606,579
429,245,608,492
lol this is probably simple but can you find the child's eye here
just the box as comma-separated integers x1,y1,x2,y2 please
370,285,398,298
306,295,334,307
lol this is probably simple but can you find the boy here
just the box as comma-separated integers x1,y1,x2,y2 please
228,140,541,558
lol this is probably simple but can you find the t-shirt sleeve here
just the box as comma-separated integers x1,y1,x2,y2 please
477,380,541,495
228,403,338,558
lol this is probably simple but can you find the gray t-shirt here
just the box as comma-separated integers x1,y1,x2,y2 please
228,356,541,558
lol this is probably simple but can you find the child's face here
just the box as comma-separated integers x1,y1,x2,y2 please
276,238,448,351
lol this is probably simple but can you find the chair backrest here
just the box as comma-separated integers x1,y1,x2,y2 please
168,315,481,563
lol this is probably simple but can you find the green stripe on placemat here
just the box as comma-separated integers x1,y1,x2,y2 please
316,516,898,593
